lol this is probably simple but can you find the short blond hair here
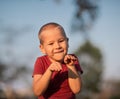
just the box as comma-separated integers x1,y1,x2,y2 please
38,22,67,44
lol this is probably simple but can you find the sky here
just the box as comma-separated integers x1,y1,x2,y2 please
0,0,120,81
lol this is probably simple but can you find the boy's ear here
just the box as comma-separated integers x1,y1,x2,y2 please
39,44,46,54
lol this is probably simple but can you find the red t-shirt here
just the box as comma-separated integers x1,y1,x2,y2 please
33,55,83,99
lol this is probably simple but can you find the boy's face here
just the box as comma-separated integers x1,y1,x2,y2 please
39,28,68,62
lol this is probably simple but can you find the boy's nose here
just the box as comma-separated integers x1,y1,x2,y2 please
54,42,61,48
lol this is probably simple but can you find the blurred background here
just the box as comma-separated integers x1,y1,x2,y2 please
0,0,120,99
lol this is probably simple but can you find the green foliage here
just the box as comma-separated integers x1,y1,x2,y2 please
0,62,7,81
75,40,103,93
109,81,120,99
110,95,120,99
72,0,99,32
71,0,102,97
75,40,102,62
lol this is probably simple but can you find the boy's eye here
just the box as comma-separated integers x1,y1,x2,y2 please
48,43,53,45
59,39,65,42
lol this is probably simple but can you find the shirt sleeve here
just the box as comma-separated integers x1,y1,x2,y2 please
32,57,44,77
72,54,83,74
74,60,83,74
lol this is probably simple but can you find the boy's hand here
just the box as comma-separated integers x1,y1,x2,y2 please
48,62,62,72
64,54,77,66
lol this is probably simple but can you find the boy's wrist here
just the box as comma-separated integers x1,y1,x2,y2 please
47,68,54,73
67,64,76,69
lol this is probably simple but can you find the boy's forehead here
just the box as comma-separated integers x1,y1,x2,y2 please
43,26,60,32
41,29,65,42
40,27,64,36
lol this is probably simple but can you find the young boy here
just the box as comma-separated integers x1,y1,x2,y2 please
32,22,83,99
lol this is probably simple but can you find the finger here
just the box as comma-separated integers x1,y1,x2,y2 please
51,62,62,71
55,62,62,70
71,56,77,61
64,55,71,63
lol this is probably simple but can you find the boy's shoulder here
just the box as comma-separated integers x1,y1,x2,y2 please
37,55,48,60
36,55,51,66
37,55,50,63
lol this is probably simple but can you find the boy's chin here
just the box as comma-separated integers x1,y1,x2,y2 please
54,55,65,62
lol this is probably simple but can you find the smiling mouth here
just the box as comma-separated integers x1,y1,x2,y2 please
54,50,64,54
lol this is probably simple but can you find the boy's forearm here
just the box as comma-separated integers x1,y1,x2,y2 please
67,66,82,94
33,69,52,96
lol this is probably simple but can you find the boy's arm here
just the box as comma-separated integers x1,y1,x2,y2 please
33,69,52,96
33,62,62,96
64,55,82,94
67,66,82,94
